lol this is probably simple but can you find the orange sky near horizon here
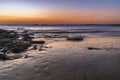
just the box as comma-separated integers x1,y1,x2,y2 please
0,12,120,24
0,0,120,24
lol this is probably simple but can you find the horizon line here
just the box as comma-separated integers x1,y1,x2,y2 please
0,23,120,26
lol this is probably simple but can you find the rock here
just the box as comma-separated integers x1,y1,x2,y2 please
87,47,101,50
33,45,37,50
24,54,28,58
66,36,84,41
10,42,31,53
31,40,45,44
44,35,53,38
7,54,23,60
0,52,7,60
0,52,23,60
21,34,32,41
0,29,32,54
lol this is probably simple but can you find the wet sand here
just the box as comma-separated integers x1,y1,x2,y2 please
0,36,120,80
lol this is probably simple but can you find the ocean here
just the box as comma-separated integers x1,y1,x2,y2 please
0,25,120,36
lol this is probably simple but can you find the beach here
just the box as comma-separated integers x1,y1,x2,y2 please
0,25,120,80
0,0,120,79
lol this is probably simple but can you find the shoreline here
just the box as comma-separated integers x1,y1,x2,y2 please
0,35,120,80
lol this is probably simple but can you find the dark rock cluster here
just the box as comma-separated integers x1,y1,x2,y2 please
0,29,32,60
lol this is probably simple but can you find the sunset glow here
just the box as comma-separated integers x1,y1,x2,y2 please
0,0,120,24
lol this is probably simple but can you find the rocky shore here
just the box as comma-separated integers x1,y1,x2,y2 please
0,29,120,80
0,29,46,60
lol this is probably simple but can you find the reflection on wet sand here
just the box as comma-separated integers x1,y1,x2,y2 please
0,36,120,80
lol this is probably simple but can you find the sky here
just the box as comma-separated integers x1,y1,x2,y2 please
0,0,120,24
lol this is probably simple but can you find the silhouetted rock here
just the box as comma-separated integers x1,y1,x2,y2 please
66,36,84,41
31,40,45,44
87,47,101,50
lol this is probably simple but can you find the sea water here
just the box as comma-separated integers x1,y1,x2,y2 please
0,25,120,36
